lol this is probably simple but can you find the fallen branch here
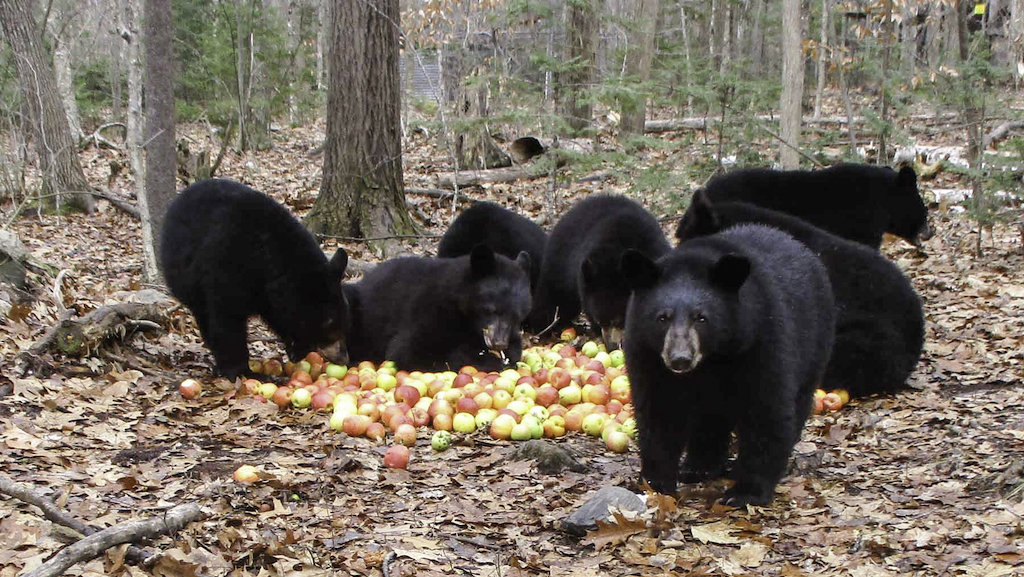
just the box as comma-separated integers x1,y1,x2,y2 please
0,475,155,567
435,166,541,189
26,302,167,358
80,122,127,151
405,187,477,203
90,188,141,219
22,503,203,577
983,120,1024,149
643,113,961,134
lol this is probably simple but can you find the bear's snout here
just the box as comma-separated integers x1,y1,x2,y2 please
319,339,349,366
482,322,511,350
662,322,701,373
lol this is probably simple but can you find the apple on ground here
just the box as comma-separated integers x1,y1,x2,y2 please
489,413,518,440
233,464,261,483
179,378,203,399
383,444,410,469
431,430,453,451
452,412,477,433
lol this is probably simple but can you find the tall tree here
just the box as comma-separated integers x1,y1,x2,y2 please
618,0,659,136
142,0,175,282
559,0,599,134
305,0,414,242
779,0,804,168
0,0,94,213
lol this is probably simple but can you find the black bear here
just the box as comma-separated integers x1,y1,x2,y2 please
160,179,351,380
676,192,925,398
622,224,836,506
526,195,670,348
699,163,931,248
344,244,531,372
437,201,548,293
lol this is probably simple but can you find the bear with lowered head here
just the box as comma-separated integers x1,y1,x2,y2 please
345,244,531,372
622,224,835,506
527,194,670,348
700,163,930,248
160,179,351,380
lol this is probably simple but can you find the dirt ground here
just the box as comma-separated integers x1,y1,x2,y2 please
1,116,1023,577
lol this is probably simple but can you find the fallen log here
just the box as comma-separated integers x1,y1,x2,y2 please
983,120,1024,149
643,113,961,134
29,302,167,358
22,503,203,577
435,166,543,189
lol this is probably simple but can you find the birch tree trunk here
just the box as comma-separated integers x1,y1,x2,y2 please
52,39,84,143
779,0,804,168
813,0,830,118
122,0,144,216
560,0,599,133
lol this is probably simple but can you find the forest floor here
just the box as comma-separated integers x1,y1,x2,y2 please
1,109,1023,577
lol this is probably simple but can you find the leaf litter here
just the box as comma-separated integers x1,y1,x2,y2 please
0,117,1022,576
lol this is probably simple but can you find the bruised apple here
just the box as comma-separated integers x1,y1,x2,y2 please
179,378,203,399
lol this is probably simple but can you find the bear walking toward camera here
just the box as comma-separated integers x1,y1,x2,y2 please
160,179,351,380
623,224,835,506
675,192,925,398
526,195,670,348
700,163,930,248
437,201,547,293
345,244,531,372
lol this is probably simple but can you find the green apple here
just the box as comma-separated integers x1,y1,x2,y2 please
581,413,607,436
291,387,312,409
609,350,626,368
325,363,348,379
452,412,477,433
510,422,533,441
581,341,600,358
431,430,453,451
558,383,583,406
376,372,398,392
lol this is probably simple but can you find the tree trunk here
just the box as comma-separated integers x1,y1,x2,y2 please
927,3,942,70
285,0,301,124
142,0,175,283
559,0,598,134
901,3,916,78
110,26,123,118
455,68,510,170
618,0,660,137
879,0,893,165
52,38,84,143
122,0,144,216
813,0,830,118
316,0,328,90
779,0,804,168
749,0,766,75
0,0,94,213
305,0,415,248
1012,0,1024,87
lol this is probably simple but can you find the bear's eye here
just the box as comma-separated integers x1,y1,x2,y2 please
695,313,707,324
656,311,672,323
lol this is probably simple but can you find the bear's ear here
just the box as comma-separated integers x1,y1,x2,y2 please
328,248,348,282
896,165,918,191
469,243,497,277
515,250,532,275
620,249,660,290
710,254,750,292
675,188,721,242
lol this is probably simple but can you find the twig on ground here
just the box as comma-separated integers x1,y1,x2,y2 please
21,503,203,577
0,475,156,568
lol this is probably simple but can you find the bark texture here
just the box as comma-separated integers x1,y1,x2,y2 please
305,0,415,242
779,0,805,168
143,0,175,282
0,0,95,212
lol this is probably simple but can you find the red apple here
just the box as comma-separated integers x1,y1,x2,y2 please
179,378,202,399
535,385,559,408
453,373,474,388
366,422,386,441
559,345,577,358
271,385,294,408
428,398,455,419
384,444,410,468
394,385,421,406
408,407,430,427
432,413,454,431
342,414,371,436
263,359,283,377
455,397,479,415
394,423,417,446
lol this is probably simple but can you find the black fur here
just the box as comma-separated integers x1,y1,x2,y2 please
437,201,547,293
676,192,925,397
527,195,670,348
160,179,350,380
345,244,531,372
623,224,835,506
699,163,931,248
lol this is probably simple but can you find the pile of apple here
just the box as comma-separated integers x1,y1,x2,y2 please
192,328,638,468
